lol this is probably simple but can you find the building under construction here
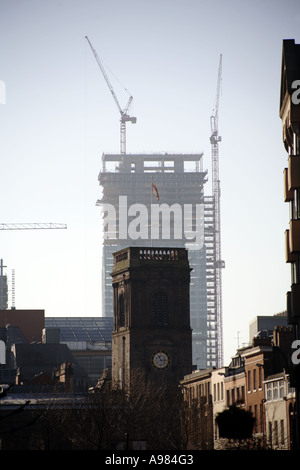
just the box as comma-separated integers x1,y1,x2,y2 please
98,152,222,369
87,38,224,369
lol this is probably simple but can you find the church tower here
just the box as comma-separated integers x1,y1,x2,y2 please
111,246,193,390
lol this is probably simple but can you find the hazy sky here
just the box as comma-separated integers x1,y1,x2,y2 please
0,0,299,365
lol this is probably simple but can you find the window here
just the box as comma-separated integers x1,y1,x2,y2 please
274,421,278,447
254,405,258,433
253,369,257,390
268,422,272,446
119,294,125,327
274,382,279,400
258,366,262,389
266,379,285,401
151,291,169,326
266,382,272,401
226,389,230,407
280,420,285,446
241,386,245,403
279,380,285,398
214,418,218,440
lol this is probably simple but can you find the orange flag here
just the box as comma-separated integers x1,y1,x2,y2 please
152,181,159,201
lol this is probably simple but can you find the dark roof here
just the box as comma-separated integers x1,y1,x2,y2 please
13,343,88,384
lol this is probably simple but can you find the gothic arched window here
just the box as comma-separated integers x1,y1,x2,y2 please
151,291,169,326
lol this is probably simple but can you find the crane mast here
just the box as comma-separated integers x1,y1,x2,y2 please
210,54,224,367
85,36,136,155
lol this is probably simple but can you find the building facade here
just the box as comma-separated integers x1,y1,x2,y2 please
180,324,295,449
98,152,220,369
211,367,226,443
249,313,287,342
264,371,295,450
242,340,273,438
45,316,113,386
180,368,214,450
0,310,113,387
280,38,300,450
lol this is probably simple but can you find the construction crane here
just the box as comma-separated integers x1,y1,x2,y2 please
85,36,137,155
0,223,67,231
210,54,224,367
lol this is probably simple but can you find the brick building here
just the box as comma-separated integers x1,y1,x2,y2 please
264,371,296,449
181,326,295,449
0,309,44,343
242,327,294,442
180,368,214,450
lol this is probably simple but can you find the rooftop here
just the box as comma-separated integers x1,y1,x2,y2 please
45,317,113,347
112,247,190,274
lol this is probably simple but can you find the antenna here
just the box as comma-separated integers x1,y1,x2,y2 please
11,269,15,309
235,331,241,348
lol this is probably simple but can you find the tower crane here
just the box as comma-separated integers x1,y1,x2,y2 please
85,36,137,155
0,223,67,231
210,54,224,367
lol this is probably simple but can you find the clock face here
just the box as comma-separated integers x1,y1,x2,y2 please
152,351,170,369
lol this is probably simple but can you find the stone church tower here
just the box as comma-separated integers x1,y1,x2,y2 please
111,246,193,390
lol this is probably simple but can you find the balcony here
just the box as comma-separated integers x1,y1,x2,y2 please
288,156,300,191
285,229,297,262
289,219,300,252
283,168,294,202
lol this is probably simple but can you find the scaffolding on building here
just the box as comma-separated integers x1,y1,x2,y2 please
209,54,225,367
98,152,224,369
